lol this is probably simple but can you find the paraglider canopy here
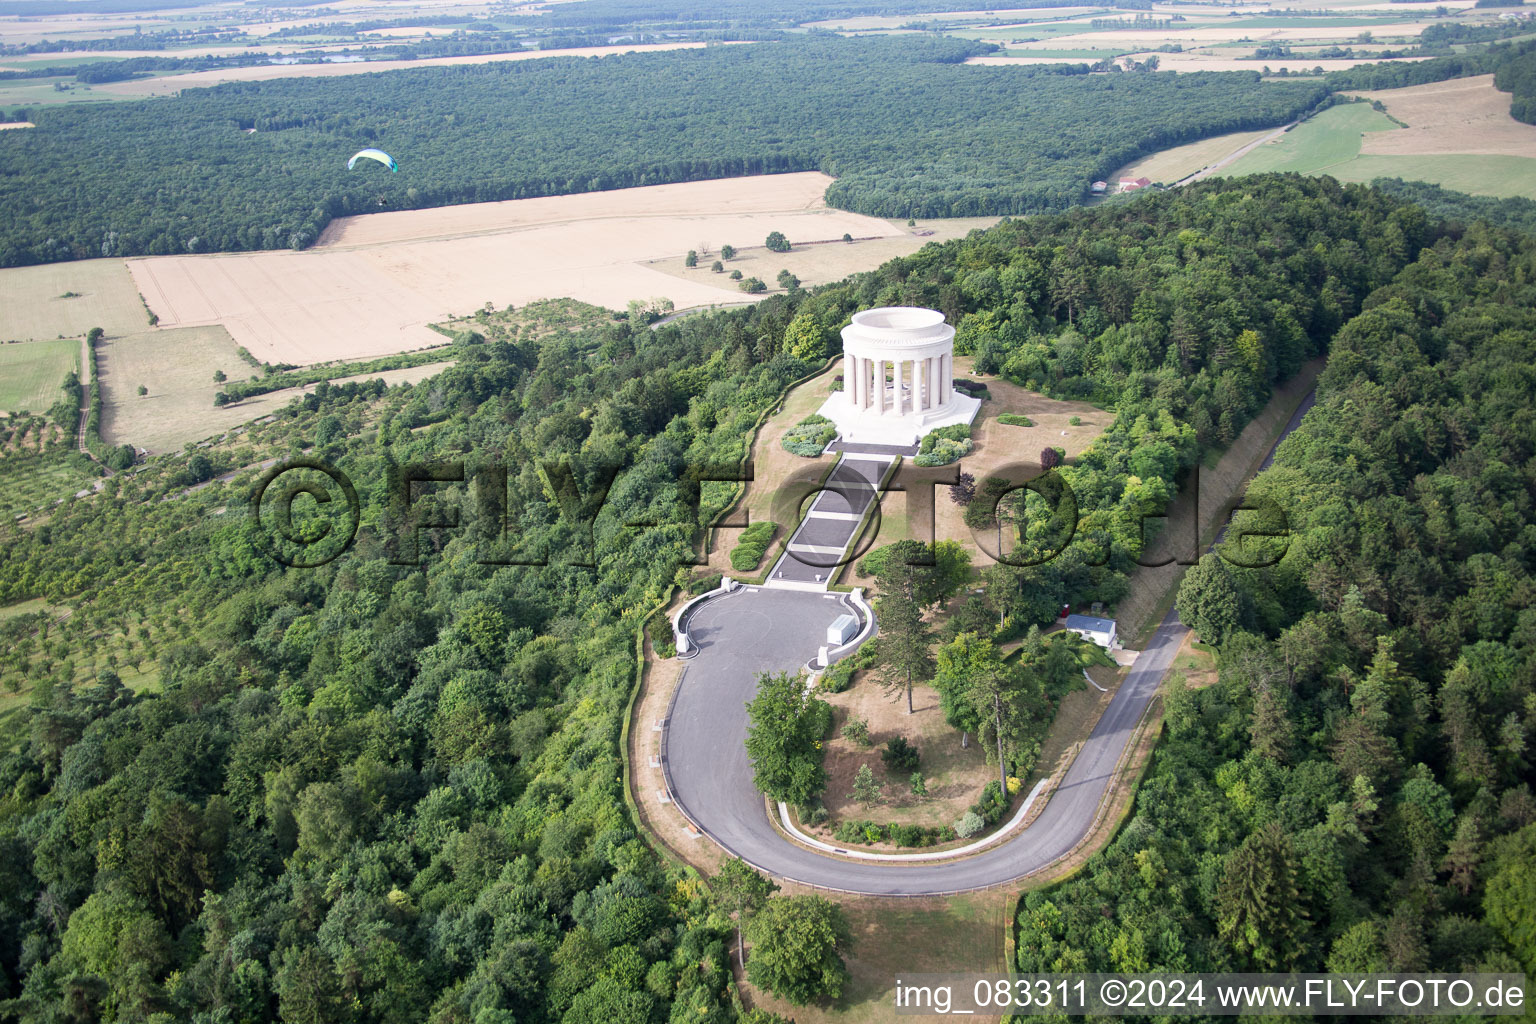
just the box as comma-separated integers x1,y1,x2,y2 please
347,148,398,173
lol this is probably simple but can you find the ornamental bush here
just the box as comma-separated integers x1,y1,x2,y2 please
729,520,778,571
781,414,836,456
955,811,985,838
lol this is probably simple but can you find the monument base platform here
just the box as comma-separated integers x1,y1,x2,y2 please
814,391,981,447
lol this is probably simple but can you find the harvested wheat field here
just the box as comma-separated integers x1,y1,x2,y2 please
128,173,906,366
643,216,1000,296
1351,75,1536,157
0,259,151,343
1116,49,1432,74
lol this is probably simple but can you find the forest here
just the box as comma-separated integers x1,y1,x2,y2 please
2,174,1534,1021
1015,206,1536,996
0,34,1327,265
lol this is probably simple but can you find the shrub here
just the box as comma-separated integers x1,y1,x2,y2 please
914,435,972,467
730,269,744,281
881,736,920,772
971,780,1008,825
1068,415,1082,426
1040,446,1062,470
833,819,884,844
689,572,723,594
890,823,929,847
819,658,855,693
841,717,871,746
647,614,676,658
739,277,767,293
915,424,974,465
781,414,836,457
829,375,844,392
997,413,1032,427
951,472,976,505
1007,775,1023,795
730,520,778,571
955,811,985,838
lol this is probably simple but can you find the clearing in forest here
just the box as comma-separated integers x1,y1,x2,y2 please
1109,126,1277,185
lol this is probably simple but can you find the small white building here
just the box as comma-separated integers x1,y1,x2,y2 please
1064,613,1117,649
826,613,858,646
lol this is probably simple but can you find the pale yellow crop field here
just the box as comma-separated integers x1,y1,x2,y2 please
1352,75,1536,157
644,217,1002,294
1110,127,1277,184
0,259,150,343
1119,50,1434,73
128,173,907,366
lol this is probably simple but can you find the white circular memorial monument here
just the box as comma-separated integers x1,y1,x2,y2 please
816,306,981,446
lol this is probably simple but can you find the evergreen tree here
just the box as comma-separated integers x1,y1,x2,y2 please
1216,822,1307,969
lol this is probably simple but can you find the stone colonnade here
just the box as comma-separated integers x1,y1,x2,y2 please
844,352,953,416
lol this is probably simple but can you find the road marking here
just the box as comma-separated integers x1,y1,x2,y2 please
806,510,863,521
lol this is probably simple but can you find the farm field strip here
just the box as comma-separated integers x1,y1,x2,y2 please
0,338,78,414
0,258,150,343
1350,74,1536,157
127,173,903,365
1216,77,1536,197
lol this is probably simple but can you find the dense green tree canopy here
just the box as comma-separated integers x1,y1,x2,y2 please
0,35,1325,265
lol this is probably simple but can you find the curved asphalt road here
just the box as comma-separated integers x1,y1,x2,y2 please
666,586,1185,895
665,389,1316,894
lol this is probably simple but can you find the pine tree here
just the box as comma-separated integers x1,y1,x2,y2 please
1216,822,1307,969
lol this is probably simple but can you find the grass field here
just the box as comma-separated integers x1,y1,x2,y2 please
0,339,78,414
1331,153,1536,197
1221,102,1401,176
643,217,1000,302
0,258,151,343
1220,83,1536,197
743,892,1013,1024
97,323,455,452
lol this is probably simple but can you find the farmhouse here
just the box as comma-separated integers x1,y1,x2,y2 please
1064,613,1117,649
1118,176,1152,192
